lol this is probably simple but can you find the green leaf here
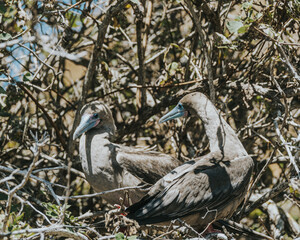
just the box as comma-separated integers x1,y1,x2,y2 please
170,43,180,49
127,236,137,240
227,20,244,34
15,212,24,223
0,32,12,41
23,72,34,81
115,233,125,240
46,210,57,217
237,24,250,34
249,208,263,219
65,11,82,28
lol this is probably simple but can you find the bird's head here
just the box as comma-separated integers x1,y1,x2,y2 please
159,92,205,123
73,101,116,140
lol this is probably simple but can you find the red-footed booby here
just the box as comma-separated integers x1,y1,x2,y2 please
73,101,181,204
126,92,254,230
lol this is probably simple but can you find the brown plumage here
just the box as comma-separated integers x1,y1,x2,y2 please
127,92,254,230
73,102,181,204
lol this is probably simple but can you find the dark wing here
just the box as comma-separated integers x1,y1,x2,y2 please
115,144,182,185
127,154,253,225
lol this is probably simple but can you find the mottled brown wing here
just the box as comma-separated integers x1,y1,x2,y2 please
127,154,253,225
115,144,182,185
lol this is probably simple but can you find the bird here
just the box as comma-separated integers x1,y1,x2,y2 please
73,101,181,205
126,92,254,231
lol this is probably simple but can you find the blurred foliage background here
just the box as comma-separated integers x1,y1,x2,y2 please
0,0,299,239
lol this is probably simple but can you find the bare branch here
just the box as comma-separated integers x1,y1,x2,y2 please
2,132,46,232
274,116,300,178
132,2,146,109
0,165,63,205
69,0,130,155
0,225,89,240
184,0,215,103
58,185,148,200
244,181,289,216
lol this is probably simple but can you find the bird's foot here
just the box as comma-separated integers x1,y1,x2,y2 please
105,205,139,235
204,224,222,234
114,204,125,212
203,225,228,240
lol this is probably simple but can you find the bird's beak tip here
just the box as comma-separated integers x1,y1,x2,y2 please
159,105,185,124
158,117,166,124
73,131,80,140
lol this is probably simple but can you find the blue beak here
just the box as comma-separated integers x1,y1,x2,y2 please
73,114,100,140
159,104,186,123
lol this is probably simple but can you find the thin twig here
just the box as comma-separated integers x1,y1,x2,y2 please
270,58,289,128
62,0,88,13
174,218,203,238
254,26,300,82
40,152,85,178
59,156,72,224
262,200,285,239
142,0,153,55
16,82,67,149
0,225,88,240
0,36,36,49
244,181,289,216
0,188,52,225
184,0,215,103
18,43,58,78
2,133,43,232
274,116,300,178
77,210,106,221
153,224,181,240
69,0,130,156
239,149,277,218
0,165,63,205
218,219,273,240
31,38,63,91
58,185,147,200
100,79,203,98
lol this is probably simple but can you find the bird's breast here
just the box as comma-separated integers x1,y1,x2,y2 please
79,134,118,190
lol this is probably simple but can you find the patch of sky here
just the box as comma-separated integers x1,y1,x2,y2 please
3,41,31,85
2,23,57,90
92,0,107,18
0,74,10,91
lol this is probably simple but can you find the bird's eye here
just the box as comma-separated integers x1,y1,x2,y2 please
178,103,183,109
92,113,98,119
